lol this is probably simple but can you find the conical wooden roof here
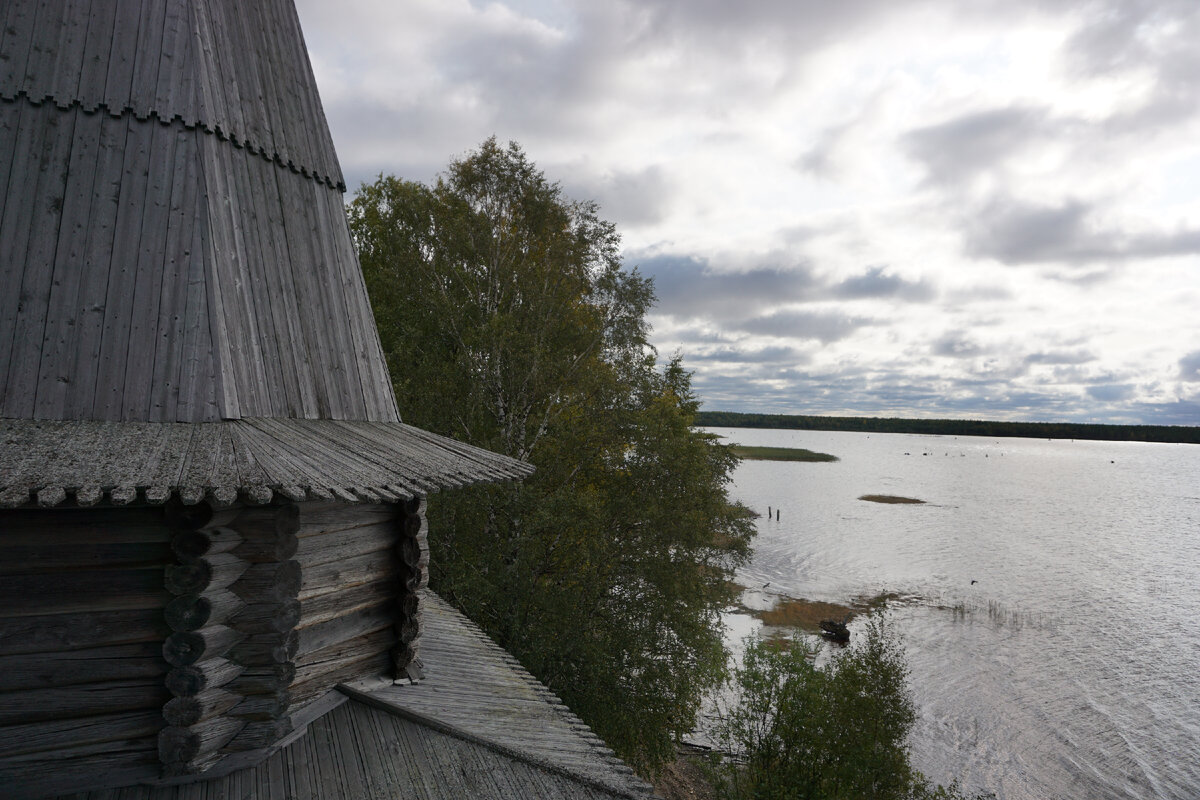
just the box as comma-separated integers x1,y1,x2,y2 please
0,0,532,506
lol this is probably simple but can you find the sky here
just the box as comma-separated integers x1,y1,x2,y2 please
294,0,1200,426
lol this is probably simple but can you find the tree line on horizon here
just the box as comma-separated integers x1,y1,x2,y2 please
695,411,1200,444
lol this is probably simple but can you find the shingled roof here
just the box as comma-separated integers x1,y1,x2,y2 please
0,0,532,503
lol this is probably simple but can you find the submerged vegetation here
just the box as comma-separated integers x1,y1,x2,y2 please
860,494,926,504
728,445,838,462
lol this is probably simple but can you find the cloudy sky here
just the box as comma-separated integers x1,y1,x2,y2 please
295,0,1200,426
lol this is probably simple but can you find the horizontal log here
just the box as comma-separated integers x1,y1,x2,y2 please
228,505,299,538
230,560,301,603
229,598,301,635
163,625,244,667
157,716,245,763
292,627,395,688
0,509,167,542
165,658,245,697
297,604,394,658
163,687,242,727
162,750,224,778
0,608,167,654
0,642,165,691
165,589,242,632
225,663,295,696
0,541,172,573
229,630,299,665
0,740,158,798
0,568,168,617
0,709,162,759
289,649,391,706
295,520,394,569
221,717,292,753
171,527,243,562
299,549,396,600
0,680,168,725
295,502,395,536
299,579,395,628
229,692,290,721
164,553,249,596
232,530,299,563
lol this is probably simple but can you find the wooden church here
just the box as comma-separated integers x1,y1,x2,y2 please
0,2,658,797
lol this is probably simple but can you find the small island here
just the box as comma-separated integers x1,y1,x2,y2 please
859,494,925,504
729,445,838,462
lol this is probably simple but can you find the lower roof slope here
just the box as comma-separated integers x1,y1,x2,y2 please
54,592,658,800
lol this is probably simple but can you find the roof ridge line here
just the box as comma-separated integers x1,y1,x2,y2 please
0,91,347,192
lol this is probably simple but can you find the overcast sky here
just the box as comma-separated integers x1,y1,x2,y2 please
295,0,1200,426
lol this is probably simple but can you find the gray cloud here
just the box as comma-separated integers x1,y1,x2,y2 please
903,106,1055,187
832,266,936,302
636,254,818,320
560,165,674,229
1024,349,1097,366
1086,383,1135,403
1179,351,1200,382
738,309,871,342
688,345,810,365
931,331,985,358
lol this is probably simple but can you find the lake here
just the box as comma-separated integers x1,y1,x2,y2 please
709,427,1200,800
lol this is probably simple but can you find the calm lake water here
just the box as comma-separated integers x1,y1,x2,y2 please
710,427,1200,800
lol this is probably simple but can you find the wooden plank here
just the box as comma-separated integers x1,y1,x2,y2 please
76,0,120,111
298,548,397,600
121,117,176,419
146,124,197,421
102,0,144,112
296,519,395,569
128,0,167,118
298,579,395,630
66,110,127,418
47,0,89,106
2,100,76,419
91,103,152,420
153,0,188,116
297,501,396,536
0,567,168,617
0,607,167,654
175,160,221,422
0,738,158,798
0,540,170,572
0,0,39,98
22,0,66,102
0,679,168,724
32,105,101,419
0,641,165,691
291,626,394,687
204,0,245,140
0,506,167,540
0,709,162,759
295,603,394,658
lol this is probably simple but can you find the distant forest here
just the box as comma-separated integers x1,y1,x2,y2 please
695,411,1200,444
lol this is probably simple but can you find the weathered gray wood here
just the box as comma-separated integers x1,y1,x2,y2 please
0,567,167,616
292,626,395,688
163,624,243,667
229,598,301,634
298,548,396,600
171,526,244,562
229,629,299,665
164,552,249,595
230,559,301,603
232,529,298,563
299,578,396,629
0,679,168,725
297,518,395,568
224,662,295,695
221,716,292,752
228,691,290,721
297,604,394,659
0,709,161,760
163,687,241,727
0,607,167,654
0,641,165,691
157,715,245,764
165,657,244,698
0,540,171,572
165,588,242,632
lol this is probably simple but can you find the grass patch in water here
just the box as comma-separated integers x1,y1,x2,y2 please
859,494,925,504
729,445,838,462
732,590,903,635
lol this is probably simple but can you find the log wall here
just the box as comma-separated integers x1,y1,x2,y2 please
0,507,172,795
